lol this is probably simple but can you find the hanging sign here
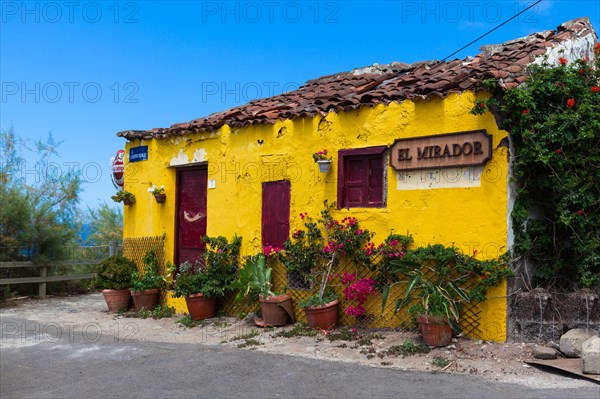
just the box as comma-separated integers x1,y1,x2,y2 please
110,149,125,189
129,146,148,163
390,130,492,171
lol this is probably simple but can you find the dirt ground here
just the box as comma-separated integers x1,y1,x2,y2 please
1,293,597,390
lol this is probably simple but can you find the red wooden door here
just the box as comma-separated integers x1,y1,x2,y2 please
262,181,291,249
175,167,208,265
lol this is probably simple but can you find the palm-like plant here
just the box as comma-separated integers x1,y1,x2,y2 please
381,246,471,331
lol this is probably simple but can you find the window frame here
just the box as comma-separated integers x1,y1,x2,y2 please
337,146,387,209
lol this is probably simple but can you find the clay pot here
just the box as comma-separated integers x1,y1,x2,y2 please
185,293,217,320
154,194,166,204
102,289,131,312
131,288,160,311
418,315,453,347
123,199,132,206
304,299,339,330
258,293,294,326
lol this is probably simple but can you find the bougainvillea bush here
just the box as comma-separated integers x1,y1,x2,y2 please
472,43,600,289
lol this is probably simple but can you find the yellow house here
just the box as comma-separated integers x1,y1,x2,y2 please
116,18,597,341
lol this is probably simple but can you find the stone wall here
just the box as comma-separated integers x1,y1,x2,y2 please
508,288,600,342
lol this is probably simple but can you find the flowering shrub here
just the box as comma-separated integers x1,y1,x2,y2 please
341,272,376,317
366,234,413,288
147,185,165,195
470,44,600,288
279,201,373,306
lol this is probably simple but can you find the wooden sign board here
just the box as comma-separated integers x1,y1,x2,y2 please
390,130,492,171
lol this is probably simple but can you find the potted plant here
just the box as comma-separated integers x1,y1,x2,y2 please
147,184,166,204
280,204,373,329
111,189,136,205
312,149,332,173
130,249,166,311
93,256,137,312
230,254,294,327
381,245,486,346
172,235,241,320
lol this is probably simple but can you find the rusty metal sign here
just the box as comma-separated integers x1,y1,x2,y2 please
390,130,492,171
525,359,600,383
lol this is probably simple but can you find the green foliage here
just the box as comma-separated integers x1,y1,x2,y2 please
471,47,600,289
380,244,511,330
0,128,81,261
84,201,123,245
298,291,338,308
130,249,166,292
111,190,135,204
279,201,374,304
93,256,137,290
273,323,319,338
432,356,451,368
176,315,207,328
385,339,430,356
229,254,275,303
172,235,241,298
126,305,176,319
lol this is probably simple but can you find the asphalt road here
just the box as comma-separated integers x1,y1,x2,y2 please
1,316,599,399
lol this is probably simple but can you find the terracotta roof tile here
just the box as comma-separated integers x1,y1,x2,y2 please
118,17,597,140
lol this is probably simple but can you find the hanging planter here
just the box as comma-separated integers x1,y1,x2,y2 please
312,149,332,173
148,185,166,204
111,190,136,206
317,160,332,173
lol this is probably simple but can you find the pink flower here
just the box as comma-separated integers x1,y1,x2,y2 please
577,209,584,216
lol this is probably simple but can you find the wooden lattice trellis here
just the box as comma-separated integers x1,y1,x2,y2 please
221,254,483,337
123,236,167,303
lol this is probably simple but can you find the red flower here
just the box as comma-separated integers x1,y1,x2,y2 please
577,210,584,216
521,109,529,116
555,148,562,154
579,68,584,75
592,86,600,93
478,103,485,108
595,42,600,53
581,56,589,64
566,98,575,108
558,57,568,65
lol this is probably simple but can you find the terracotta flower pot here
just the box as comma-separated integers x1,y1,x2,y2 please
154,194,166,204
258,293,294,326
102,289,131,312
131,288,160,311
185,293,217,320
418,315,453,347
123,199,133,206
304,299,339,330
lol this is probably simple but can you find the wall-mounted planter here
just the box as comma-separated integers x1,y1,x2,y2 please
154,194,166,204
123,199,133,206
317,160,332,173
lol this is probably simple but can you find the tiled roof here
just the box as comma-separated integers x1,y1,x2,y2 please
118,17,597,140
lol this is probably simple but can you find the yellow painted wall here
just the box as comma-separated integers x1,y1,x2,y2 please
122,91,509,341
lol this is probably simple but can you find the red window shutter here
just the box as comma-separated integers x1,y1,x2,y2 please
344,158,368,207
262,181,291,248
338,147,386,208
367,157,383,206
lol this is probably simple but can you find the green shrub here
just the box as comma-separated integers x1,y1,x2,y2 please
94,256,137,290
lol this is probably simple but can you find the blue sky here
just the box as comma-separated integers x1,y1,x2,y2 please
1,0,599,208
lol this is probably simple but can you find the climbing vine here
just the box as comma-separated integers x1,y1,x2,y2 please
471,44,600,289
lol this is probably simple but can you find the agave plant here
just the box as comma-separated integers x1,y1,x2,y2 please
230,254,275,304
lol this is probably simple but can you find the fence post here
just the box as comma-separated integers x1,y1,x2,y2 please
109,241,118,257
39,265,47,298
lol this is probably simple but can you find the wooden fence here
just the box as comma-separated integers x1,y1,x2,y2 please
0,242,120,298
